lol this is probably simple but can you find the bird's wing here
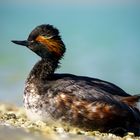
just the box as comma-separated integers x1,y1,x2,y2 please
47,73,130,97
44,73,140,122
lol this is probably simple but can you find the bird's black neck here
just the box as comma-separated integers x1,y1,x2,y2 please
27,58,59,83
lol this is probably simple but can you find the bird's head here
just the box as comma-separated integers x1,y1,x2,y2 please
12,24,66,60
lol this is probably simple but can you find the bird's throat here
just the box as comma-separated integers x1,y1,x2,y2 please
27,58,59,83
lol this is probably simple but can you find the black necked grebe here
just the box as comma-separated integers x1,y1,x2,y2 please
12,24,140,136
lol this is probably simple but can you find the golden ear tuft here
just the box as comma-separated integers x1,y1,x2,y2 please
35,35,64,57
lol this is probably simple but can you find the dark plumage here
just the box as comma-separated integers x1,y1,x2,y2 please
12,24,140,136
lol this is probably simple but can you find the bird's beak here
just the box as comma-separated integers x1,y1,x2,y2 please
11,40,29,46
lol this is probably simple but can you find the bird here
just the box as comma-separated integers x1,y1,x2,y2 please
12,24,140,136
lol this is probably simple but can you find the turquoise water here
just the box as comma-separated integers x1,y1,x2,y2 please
0,2,140,105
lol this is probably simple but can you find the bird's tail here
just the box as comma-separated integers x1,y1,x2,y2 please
121,94,140,109
121,94,140,122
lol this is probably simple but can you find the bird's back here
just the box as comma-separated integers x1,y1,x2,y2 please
39,73,140,135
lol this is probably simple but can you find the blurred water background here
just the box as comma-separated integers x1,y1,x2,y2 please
0,0,140,105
